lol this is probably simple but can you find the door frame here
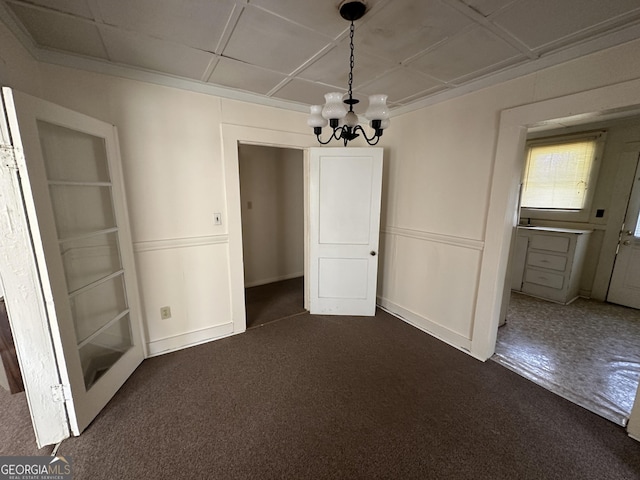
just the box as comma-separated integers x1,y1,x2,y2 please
606,145,640,306
221,125,313,332
473,77,640,437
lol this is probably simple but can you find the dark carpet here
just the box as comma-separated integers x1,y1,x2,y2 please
58,310,640,480
245,276,305,329
0,387,53,456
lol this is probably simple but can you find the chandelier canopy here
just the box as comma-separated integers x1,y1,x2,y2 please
307,0,390,146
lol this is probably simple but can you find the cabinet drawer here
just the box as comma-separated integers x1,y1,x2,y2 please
527,252,567,272
524,268,564,289
530,234,570,253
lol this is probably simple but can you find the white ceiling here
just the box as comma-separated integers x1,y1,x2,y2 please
2,0,640,114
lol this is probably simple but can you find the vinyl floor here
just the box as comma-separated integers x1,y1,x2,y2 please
493,292,640,425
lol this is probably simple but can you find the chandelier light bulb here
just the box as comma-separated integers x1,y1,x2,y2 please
344,110,359,127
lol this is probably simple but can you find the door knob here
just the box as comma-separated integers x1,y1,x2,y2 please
370,251,376,256
623,240,631,246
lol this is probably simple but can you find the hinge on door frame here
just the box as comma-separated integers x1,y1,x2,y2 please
51,384,72,403
0,145,18,169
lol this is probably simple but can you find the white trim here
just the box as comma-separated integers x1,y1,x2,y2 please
377,297,474,356
146,322,234,357
393,23,640,116
37,49,310,114
133,234,229,253
473,78,640,363
383,226,484,251
221,124,313,334
244,272,304,288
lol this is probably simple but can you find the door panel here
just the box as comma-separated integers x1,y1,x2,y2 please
310,147,383,316
608,151,640,309
0,87,144,437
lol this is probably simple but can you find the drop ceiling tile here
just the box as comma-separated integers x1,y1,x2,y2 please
409,26,522,82
461,0,517,17
271,78,345,106
208,57,287,95
100,26,214,80
356,0,474,63
9,0,94,18
223,7,332,74
7,2,108,58
95,0,234,51
359,68,444,103
248,0,384,38
298,39,396,90
492,0,640,50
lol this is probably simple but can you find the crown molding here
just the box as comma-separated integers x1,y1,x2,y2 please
391,21,640,117
2,2,640,119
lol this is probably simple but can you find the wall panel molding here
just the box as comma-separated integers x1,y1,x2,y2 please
134,234,229,253
383,226,484,251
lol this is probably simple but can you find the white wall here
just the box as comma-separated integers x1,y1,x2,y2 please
376,38,640,356
35,63,312,355
239,145,303,287
0,21,41,96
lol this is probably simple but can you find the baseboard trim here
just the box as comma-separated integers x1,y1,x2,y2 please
146,322,235,357
377,297,472,353
244,272,304,288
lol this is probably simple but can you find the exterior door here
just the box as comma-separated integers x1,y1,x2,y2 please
309,147,383,316
0,87,144,442
608,151,640,308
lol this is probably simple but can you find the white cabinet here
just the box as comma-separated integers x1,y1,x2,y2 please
512,227,592,304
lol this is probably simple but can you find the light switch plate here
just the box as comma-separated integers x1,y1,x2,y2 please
214,213,222,225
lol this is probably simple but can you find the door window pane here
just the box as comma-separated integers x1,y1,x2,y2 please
38,120,111,183
79,314,132,389
60,231,122,293
70,274,127,345
49,185,116,239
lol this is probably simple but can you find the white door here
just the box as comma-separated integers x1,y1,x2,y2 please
0,87,144,441
608,151,640,308
309,147,383,316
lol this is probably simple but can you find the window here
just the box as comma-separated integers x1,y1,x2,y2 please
521,135,602,210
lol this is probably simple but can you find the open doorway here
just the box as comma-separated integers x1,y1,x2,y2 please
494,114,640,426
238,145,306,329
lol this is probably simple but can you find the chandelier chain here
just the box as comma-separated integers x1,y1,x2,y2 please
348,20,355,107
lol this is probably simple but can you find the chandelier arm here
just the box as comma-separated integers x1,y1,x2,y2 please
332,126,346,141
353,125,381,146
315,133,336,145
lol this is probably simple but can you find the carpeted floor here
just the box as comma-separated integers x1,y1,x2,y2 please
0,387,53,456
245,276,305,329
57,310,640,480
494,292,640,426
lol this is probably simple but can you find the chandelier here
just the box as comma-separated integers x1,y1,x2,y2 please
307,0,390,146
